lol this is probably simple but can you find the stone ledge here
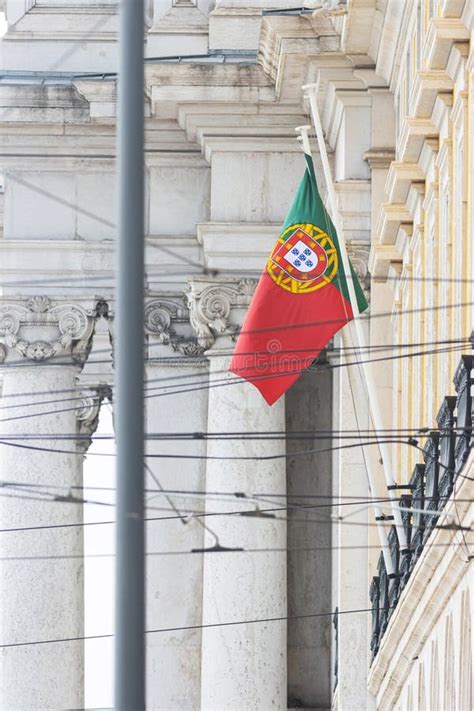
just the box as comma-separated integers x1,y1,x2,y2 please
197,221,278,272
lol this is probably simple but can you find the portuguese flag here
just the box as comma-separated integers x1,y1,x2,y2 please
229,152,368,405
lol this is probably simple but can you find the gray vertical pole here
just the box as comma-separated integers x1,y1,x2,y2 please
115,0,145,708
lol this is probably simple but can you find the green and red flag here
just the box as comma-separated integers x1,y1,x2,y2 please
229,151,368,405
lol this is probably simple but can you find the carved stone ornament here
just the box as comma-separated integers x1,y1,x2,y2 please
185,278,258,349
0,296,97,365
144,297,205,358
76,386,112,454
308,0,348,15
347,244,371,301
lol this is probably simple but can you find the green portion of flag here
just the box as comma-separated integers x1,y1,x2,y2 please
280,154,368,313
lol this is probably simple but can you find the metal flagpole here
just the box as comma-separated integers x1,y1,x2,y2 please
301,87,409,552
115,0,146,708
296,125,395,575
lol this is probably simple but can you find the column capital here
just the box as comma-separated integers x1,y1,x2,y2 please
347,242,370,301
76,385,112,454
0,296,99,366
185,277,258,350
144,295,206,362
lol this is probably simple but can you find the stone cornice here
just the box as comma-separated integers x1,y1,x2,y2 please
368,454,473,707
375,203,412,246
202,135,301,162
0,150,206,172
179,107,307,145
384,162,425,204
423,18,470,71
145,63,276,117
368,244,402,280
397,117,438,164
363,148,395,170
258,14,341,101
409,69,454,119
197,222,279,273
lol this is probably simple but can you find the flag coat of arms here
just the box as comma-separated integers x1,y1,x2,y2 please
229,152,368,405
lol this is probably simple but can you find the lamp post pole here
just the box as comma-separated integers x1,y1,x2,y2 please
115,0,146,708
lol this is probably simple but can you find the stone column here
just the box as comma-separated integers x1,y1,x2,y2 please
332,357,374,711
0,296,97,711
142,296,209,709
187,278,287,710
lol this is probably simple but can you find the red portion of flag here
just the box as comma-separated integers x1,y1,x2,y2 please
229,273,353,405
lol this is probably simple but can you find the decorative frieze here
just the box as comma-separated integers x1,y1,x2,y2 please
0,296,98,365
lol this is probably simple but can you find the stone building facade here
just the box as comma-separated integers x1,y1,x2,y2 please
0,1,472,710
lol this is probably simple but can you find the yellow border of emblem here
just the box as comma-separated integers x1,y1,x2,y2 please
266,223,339,294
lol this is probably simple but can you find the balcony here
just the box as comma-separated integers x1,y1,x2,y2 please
369,353,473,658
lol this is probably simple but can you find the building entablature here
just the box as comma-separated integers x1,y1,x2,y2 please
0,237,203,296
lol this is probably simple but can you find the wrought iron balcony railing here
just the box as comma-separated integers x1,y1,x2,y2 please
369,353,473,660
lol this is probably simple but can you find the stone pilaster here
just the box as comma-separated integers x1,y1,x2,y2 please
0,296,98,711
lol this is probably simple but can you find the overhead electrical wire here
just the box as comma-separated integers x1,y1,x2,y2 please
5,479,471,508
0,343,467,425
0,434,435,460
0,606,391,650
0,540,470,563
0,309,470,378
0,488,471,535
2,480,472,509
0,338,461,416
2,273,474,290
